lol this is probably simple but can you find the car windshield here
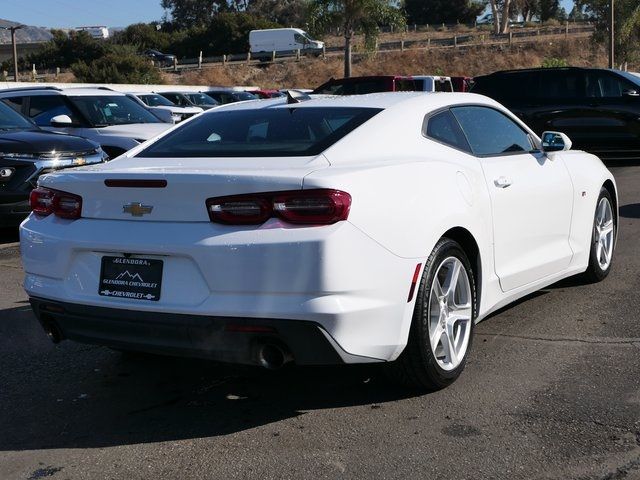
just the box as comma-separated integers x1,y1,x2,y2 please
0,101,35,130
185,93,218,106
139,94,175,107
69,95,162,126
136,107,381,158
234,92,259,101
616,71,640,88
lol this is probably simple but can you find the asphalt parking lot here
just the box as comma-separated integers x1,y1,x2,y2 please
0,165,639,480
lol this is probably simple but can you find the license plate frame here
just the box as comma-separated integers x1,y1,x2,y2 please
98,256,163,301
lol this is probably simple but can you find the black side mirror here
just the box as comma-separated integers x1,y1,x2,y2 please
623,89,640,98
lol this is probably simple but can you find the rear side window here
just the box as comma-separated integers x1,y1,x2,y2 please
537,70,585,99
435,80,453,92
424,110,471,153
451,106,533,156
28,95,78,126
2,96,23,113
586,71,637,97
137,107,382,158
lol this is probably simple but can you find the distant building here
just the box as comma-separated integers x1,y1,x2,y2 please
75,26,109,40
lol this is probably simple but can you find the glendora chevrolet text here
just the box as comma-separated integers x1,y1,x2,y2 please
20,92,618,390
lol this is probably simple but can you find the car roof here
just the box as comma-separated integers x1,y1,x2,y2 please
0,86,126,97
476,66,617,78
208,91,500,113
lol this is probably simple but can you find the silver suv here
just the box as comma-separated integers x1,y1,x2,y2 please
0,86,173,158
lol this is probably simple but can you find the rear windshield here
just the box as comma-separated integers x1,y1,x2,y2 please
136,107,381,158
185,93,218,105
139,94,175,107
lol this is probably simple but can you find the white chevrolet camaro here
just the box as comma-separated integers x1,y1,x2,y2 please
20,92,617,390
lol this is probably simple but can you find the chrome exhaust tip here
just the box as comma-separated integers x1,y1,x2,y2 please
256,343,292,369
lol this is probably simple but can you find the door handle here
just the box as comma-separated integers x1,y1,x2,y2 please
494,176,512,188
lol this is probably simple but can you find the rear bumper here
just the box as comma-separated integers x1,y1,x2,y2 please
30,297,347,366
21,217,421,362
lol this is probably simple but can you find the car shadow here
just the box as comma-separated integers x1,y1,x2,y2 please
619,203,640,219
0,227,19,245
0,305,416,452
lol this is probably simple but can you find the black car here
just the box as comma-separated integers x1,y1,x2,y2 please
0,101,106,226
471,67,640,161
143,49,176,67
204,90,259,105
159,91,219,110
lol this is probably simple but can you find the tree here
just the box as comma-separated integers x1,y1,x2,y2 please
309,0,405,78
577,0,640,66
539,0,560,22
71,46,163,84
247,0,309,27
25,30,107,70
404,0,484,25
161,0,233,29
512,0,539,23
111,23,172,50
487,0,512,34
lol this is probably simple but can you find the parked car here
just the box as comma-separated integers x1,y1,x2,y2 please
0,100,105,226
252,89,286,99
143,49,176,67
451,76,474,92
128,92,203,122
21,92,617,391
411,76,454,92
471,67,640,161
0,87,173,159
204,89,259,105
313,75,420,95
158,91,220,110
249,28,324,58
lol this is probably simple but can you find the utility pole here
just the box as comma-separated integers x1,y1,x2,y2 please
1,25,23,82
609,0,614,69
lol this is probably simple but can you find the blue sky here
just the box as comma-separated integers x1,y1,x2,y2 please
3,0,577,29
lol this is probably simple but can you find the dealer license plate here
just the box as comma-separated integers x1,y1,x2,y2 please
98,256,163,301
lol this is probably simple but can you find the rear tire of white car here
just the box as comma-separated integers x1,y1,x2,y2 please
583,188,616,283
387,238,477,391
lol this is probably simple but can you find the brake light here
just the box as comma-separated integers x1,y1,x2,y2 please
208,196,271,225
30,187,55,216
206,189,351,225
30,187,83,220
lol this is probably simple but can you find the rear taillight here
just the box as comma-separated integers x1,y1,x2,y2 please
30,187,83,220
206,189,351,226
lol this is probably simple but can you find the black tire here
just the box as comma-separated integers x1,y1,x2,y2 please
386,238,477,391
583,188,616,283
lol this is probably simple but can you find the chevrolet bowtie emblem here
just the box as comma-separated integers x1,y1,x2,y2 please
123,202,153,217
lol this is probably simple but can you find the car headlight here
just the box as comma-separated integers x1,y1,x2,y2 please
0,167,15,182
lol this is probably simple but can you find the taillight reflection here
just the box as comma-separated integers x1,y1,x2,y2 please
30,187,83,220
206,189,351,226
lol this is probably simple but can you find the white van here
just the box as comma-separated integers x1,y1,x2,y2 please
249,28,324,56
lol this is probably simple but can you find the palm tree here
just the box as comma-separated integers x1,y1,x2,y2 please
309,0,405,78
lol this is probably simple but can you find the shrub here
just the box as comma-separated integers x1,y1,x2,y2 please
541,57,569,67
72,46,163,84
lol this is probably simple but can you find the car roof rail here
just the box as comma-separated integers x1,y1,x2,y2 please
0,85,63,94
